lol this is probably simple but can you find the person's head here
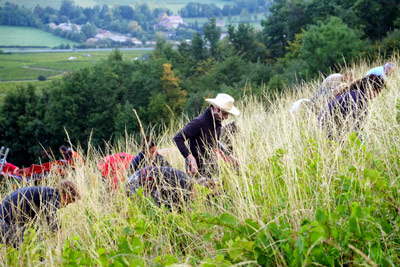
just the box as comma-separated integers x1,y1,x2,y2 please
343,69,355,83
205,93,240,121
59,145,72,160
384,62,396,76
142,136,157,159
58,180,80,207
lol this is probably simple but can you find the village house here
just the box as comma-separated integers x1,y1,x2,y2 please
95,30,128,42
49,23,81,32
156,14,187,30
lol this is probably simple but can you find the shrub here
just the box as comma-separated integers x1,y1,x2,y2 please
37,75,46,81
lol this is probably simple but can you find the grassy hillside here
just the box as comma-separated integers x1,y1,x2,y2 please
0,57,399,265
0,26,77,47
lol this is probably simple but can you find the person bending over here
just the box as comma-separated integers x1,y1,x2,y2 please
173,93,240,179
126,166,194,209
318,74,385,140
129,136,170,173
0,180,80,247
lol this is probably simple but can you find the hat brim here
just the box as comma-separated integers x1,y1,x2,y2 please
205,99,241,116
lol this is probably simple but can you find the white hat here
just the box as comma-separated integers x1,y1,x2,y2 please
205,93,240,116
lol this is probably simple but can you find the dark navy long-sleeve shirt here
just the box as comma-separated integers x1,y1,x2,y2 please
173,108,221,172
0,186,61,232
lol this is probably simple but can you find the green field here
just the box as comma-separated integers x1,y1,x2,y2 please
4,0,227,12
0,26,77,47
0,50,148,81
0,50,149,101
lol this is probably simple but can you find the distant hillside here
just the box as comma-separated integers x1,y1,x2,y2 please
0,26,77,47
2,0,227,12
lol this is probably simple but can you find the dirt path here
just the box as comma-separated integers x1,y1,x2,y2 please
23,65,67,73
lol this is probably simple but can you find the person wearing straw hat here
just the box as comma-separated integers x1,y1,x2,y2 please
173,93,240,179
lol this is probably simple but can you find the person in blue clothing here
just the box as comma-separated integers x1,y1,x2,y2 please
366,62,395,78
318,74,385,140
129,136,170,173
0,180,80,247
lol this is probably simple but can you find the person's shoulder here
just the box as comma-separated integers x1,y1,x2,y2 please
366,66,384,75
326,73,343,79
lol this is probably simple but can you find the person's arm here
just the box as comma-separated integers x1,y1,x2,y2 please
173,118,203,157
129,153,143,173
45,199,61,233
173,120,202,174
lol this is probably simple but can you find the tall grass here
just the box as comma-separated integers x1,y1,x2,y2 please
0,56,399,265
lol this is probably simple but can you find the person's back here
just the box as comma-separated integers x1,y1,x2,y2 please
130,137,170,173
0,186,60,228
174,107,222,177
126,166,193,207
98,153,135,190
319,74,385,139
0,180,79,247
366,66,385,77
366,62,395,78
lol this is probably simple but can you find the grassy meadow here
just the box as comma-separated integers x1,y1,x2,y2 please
0,26,77,47
0,56,399,265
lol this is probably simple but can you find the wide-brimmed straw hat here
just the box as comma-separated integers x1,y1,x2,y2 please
205,93,240,116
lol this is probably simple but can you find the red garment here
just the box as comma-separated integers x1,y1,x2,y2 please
98,153,135,190
2,163,19,174
71,150,85,165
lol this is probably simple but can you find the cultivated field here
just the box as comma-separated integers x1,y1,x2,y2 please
0,26,77,47
0,57,399,265
0,50,149,102
0,50,149,81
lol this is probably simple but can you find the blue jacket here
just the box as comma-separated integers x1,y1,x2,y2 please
0,186,61,232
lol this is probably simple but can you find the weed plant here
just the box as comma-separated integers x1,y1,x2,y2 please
0,56,399,266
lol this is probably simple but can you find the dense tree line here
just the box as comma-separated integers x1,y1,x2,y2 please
1,1,400,165
179,0,271,18
0,0,171,44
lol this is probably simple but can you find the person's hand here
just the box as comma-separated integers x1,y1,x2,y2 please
229,154,240,168
186,154,198,175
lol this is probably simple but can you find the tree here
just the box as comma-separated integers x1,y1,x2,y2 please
160,63,187,114
351,0,399,40
0,84,47,166
300,17,363,74
228,23,262,62
203,18,221,58
190,33,207,62
81,23,97,39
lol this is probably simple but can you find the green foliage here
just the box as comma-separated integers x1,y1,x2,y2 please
300,17,363,75
203,18,221,58
37,75,46,81
0,84,48,166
